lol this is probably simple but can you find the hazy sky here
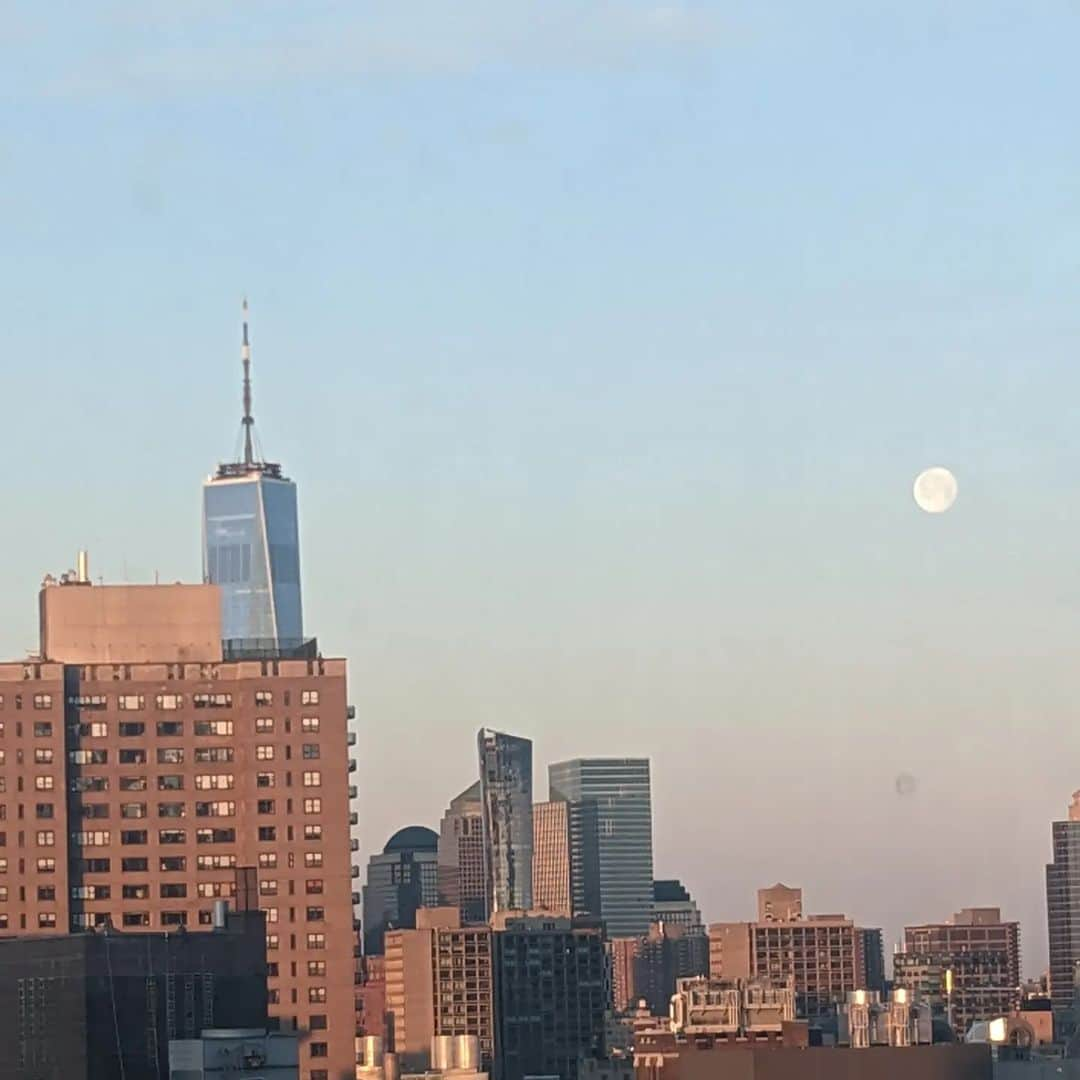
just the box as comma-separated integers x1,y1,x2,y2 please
4,1,1080,973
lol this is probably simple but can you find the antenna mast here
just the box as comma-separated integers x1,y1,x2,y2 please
241,298,254,466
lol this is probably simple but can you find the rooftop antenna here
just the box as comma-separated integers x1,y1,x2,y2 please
241,297,255,467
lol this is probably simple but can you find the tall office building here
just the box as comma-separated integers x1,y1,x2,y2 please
548,758,654,937
532,800,572,917
384,907,496,1072
652,879,704,934
0,574,358,1080
1047,792,1080,1030
893,907,1021,1037
477,730,533,915
492,912,608,1080
709,886,871,1021
437,782,488,924
362,826,440,955
203,301,304,648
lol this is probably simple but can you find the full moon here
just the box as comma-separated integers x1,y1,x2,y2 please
913,466,958,514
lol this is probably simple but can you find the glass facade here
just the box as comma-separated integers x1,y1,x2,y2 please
549,758,654,938
478,730,533,915
202,473,303,644
362,826,440,955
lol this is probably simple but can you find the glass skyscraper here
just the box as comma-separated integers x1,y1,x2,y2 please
478,729,533,914
549,758,654,938
202,302,304,648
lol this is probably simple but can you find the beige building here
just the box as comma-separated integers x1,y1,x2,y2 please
532,800,572,917
384,907,495,1073
0,576,358,1080
709,886,869,1021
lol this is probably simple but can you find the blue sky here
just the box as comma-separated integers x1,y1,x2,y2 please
4,1,1080,969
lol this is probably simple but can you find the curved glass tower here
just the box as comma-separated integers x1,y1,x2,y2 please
202,302,304,648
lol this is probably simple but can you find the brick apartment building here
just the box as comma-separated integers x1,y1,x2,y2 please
0,575,359,1080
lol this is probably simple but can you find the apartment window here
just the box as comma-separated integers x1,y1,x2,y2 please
71,885,110,900
35,804,54,819
71,778,107,796
197,854,237,869
68,749,107,766
161,911,188,927
68,694,107,710
267,934,279,951
157,747,184,764
304,852,323,868
267,962,279,978
34,749,54,764
194,719,233,736
36,857,55,873
36,831,55,847
38,913,57,929
37,885,56,901
307,961,326,976
155,694,182,710
123,912,150,927
160,856,186,872
302,743,320,760
305,879,324,895
303,798,321,814
35,776,54,791
33,695,53,710
268,990,280,1005
159,829,186,845
306,907,325,922
119,776,147,790
308,987,327,1003
193,693,232,709
118,722,144,737
119,750,147,765
195,801,235,818
160,883,187,898
80,804,109,820
72,831,110,847
301,690,320,706
304,824,322,841
258,826,277,842
158,802,185,818
195,774,234,791
255,716,274,733
118,695,145,710
196,828,236,845
262,907,279,923
256,745,275,761
302,772,321,787
0,859,6,874
259,853,278,869
312,1072,329,1080
309,1015,327,1031
123,884,151,899
158,775,184,791
260,879,278,896
121,857,148,872
156,720,183,736
301,716,320,733
255,690,273,706
77,722,107,738
256,772,275,788
194,747,233,763
121,830,147,845
310,1043,328,1058
120,803,146,819
257,800,275,814
197,881,234,898
33,721,53,737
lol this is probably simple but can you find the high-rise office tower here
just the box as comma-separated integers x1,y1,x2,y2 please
362,826,440,955
652,879,704,934
437,782,488,924
1047,792,1080,1030
203,301,303,648
548,758,654,938
532,800,572,916
1,573,358,1080
894,907,1021,1036
477,730,533,915
492,912,608,1080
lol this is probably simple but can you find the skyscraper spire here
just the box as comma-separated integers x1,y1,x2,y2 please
241,297,255,467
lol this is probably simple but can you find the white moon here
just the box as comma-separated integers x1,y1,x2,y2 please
913,467,958,514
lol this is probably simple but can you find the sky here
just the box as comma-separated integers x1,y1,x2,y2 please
3,1,1080,974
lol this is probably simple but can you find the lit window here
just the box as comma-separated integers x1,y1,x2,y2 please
302,772,321,787
195,828,236,845
197,854,237,869
193,693,232,709
38,913,57,928
78,722,107,738
118,695,145,710
69,749,107,766
267,934,279,951
256,745,275,761
68,695,107,710
255,691,273,706
197,881,234,898
34,749,53,764
258,853,278,869
262,907,279,923
260,879,278,896
303,798,321,814
195,747,233,763
301,690,320,706
35,776,54,791
71,831,110,847
308,987,327,1003
36,857,55,873
305,879,324,894
155,694,183,710
194,719,233,736
195,801,235,818
301,716,320,733
307,961,326,976
256,716,274,732
157,747,184,764
36,831,55,847
304,824,322,840
304,852,323,868
33,694,53,710
195,774,234,790
306,933,326,950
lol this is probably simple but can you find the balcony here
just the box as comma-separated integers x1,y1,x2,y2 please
352,891,362,905
349,812,359,826
347,705,356,721
348,759,357,772
347,732,357,746
351,865,360,879
350,839,360,852
348,785,358,799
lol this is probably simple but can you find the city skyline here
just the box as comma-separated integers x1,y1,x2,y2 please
6,2,1080,983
